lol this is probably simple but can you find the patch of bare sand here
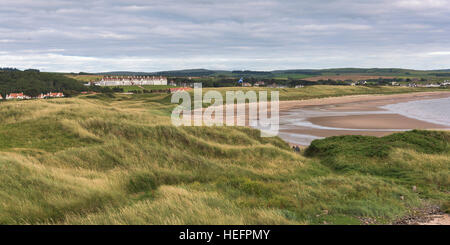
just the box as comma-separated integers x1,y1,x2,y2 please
194,91,450,145
308,114,448,130
278,91,450,112
419,214,450,225
277,91,450,145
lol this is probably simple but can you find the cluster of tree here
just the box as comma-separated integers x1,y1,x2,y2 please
86,85,123,93
361,77,417,85
0,69,87,98
171,77,238,87
170,76,425,88
0,67,20,72
170,76,352,87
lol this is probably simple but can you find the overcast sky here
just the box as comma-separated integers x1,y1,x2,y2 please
1,0,450,72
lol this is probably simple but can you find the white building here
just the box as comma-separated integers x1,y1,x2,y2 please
96,76,168,86
6,92,29,100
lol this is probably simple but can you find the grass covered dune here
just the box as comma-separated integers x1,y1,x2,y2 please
0,88,449,224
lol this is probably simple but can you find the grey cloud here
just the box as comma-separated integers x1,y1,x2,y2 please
0,0,449,71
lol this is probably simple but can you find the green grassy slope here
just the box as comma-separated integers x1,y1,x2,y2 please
0,89,448,224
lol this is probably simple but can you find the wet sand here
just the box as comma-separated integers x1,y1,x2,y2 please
278,91,450,112
308,114,447,130
277,91,450,146
194,91,450,145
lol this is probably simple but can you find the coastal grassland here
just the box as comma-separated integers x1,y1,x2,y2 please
0,88,448,224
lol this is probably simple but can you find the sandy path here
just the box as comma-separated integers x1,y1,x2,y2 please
419,214,450,225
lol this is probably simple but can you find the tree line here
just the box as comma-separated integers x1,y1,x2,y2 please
0,69,87,98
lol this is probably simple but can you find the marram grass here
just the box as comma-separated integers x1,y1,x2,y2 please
0,88,448,224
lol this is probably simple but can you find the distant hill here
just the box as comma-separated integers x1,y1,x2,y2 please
96,69,220,77
153,69,218,77
93,68,450,79
96,71,155,76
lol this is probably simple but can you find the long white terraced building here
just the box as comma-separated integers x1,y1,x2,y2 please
96,76,168,86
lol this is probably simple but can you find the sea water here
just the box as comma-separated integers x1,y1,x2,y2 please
275,96,450,146
381,97,450,127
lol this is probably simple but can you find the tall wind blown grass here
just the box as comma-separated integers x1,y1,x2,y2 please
0,88,448,224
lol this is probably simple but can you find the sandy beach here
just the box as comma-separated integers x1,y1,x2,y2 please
277,91,450,145
278,91,450,111
194,91,450,145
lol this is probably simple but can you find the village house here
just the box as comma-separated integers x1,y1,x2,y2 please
47,92,64,98
4,92,65,100
6,92,30,100
267,83,287,88
96,76,168,86
36,92,64,98
253,81,265,87
170,87,192,93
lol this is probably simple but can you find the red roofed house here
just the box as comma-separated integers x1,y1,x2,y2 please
47,92,64,98
6,93,27,100
41,92,64,98
35,92,64,99
170,87,192,93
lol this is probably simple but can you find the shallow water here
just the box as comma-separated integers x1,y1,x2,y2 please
381,97,450,127
276,97,450,146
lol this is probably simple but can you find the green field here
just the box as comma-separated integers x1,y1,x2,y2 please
65,74,103,83
200,85,448,102
117,85,176,92
0,86,448,224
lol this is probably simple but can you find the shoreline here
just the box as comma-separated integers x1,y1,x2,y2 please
278,91,450,111
276,91,450,146
194,91,450,146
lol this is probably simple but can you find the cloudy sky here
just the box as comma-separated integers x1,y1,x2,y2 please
1,0,450,72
